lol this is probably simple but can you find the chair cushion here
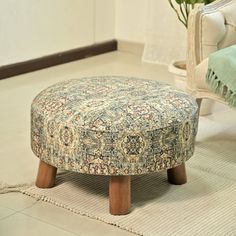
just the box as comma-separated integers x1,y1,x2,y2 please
200,2,236,60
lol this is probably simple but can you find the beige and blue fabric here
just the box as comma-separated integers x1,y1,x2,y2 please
31,76,198,175
206,45,236,107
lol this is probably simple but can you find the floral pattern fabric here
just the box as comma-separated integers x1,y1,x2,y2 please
31,76,198,175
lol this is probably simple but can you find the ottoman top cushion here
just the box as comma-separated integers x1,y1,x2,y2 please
32,76,197,133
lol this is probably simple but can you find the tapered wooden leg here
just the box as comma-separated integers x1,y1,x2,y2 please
36,160,57,188
196,98,202,111
196,98,203,116
167,163,187,185
109,176,131,215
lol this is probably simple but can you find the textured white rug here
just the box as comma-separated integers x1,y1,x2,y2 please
22,131,236,236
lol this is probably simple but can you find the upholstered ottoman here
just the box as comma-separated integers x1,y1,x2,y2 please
31,76,198,215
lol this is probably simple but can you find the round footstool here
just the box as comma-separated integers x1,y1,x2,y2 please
31,76,199,215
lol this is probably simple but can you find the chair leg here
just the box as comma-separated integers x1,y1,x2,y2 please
196,98,202,113
167,163,187,185
109,176,131,215
36,160,57,188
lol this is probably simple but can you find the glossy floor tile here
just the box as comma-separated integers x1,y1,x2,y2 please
0,213,77,236
0,193,37,211
0,207,15,220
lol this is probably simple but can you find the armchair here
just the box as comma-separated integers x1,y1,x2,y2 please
187,0,236,108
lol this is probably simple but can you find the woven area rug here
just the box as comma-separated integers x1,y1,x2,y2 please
22,136,236,236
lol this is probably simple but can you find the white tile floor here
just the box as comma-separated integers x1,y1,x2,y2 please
0,51,235,236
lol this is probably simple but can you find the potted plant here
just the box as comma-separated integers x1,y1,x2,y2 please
168,0,215,29
168,0,216,115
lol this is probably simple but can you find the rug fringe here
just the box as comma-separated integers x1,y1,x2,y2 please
22,190,143,236
0,182,34,194
0,172,70,195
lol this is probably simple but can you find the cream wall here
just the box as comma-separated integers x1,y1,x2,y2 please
115,0,186,43
1,0,185,66
95,0,115,43
115,0,187,63
115,0,148,43
0,0,115,66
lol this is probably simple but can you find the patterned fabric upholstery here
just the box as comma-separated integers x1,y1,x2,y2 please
31,76,198,175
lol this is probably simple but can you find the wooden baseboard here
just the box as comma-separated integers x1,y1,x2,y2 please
0,40,117,80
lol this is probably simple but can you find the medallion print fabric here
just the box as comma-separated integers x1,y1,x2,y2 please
31,76,199,175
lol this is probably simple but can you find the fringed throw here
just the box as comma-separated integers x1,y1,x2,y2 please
206,45,236,107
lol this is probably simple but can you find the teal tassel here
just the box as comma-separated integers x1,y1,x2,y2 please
206,67,236,108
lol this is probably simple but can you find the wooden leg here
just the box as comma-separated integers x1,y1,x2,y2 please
36,160,57,188
196,98,202,114
109,176,131,215
167,163,187,185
